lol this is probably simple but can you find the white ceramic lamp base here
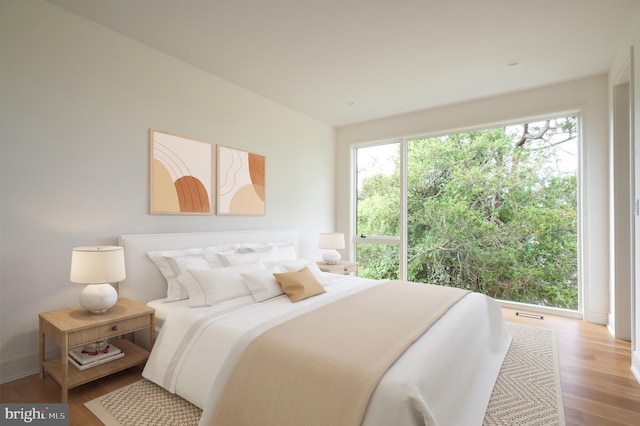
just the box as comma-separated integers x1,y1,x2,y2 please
79,283,118,314
322,249,341,265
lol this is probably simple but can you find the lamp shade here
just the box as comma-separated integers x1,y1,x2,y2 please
318,233,345,250
70,246,126,284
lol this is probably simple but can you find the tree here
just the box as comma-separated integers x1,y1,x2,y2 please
357,117,578,309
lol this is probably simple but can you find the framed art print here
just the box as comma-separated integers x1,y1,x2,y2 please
217,145,265,215
149,129,213,215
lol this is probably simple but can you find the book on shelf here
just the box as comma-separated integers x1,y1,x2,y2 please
68,343,123,370
68,352,124,370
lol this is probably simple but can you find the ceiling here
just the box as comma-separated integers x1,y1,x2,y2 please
46,0,640,127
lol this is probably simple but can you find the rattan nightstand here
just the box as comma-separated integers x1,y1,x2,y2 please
39,298,155,402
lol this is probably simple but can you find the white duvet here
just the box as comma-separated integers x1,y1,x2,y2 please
142,275,511,426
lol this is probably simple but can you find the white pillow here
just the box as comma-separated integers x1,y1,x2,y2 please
177,261,265,307
215,246,278,266
165,255,214,301
241,266,284,302
268,241,298,260
266,258,307,269
202,245,227,267
278,260,327,285
147,248,207,301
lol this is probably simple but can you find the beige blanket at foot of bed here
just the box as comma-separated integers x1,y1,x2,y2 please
210,281,469,426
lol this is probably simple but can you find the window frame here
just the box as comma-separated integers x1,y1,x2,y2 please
351,140,407,279
350,114,583,318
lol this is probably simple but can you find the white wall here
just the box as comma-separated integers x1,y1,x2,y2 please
336,75,610,325
610,5,640,383
0,0,335,382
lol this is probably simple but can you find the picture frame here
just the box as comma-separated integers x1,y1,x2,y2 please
149,129,213,215
217,145,265,216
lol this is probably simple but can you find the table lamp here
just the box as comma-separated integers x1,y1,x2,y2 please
318,233,345,264
70,246,125,314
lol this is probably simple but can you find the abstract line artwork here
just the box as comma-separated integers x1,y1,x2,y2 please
150,129,212,215
217,145,265,215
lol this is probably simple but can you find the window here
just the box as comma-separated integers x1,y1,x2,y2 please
354,143,403,280
353,116,579,311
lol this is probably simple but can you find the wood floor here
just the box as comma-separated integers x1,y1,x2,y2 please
1,308,639,425
502,308,640,426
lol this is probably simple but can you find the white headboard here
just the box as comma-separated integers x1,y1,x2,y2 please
118,229,300,304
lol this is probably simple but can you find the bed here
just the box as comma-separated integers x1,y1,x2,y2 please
118,230,511,426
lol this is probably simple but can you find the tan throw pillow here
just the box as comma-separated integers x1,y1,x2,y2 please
273,267,326,302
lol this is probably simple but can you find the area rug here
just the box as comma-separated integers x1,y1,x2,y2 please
86,323,564,425
483,323,565,426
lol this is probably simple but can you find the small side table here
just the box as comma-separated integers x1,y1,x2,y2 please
316,260,358,275
39,298,155,402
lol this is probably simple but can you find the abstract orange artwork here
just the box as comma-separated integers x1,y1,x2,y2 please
217,145,265,215
149,129,213,215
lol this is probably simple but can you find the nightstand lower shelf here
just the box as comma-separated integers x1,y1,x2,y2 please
42,339,149,389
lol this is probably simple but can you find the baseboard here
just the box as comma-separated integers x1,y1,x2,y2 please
584,309,609,325
632,350,640,385
0,348,58,384
0,353,40,384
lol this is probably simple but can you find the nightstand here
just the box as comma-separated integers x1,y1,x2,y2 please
39,298,155,402
316,260,358,275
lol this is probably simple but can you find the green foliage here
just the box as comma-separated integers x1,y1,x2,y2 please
357,120,578,309
356,244,400,280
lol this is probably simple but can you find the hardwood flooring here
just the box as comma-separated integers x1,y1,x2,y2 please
503,307,640,426
1,309,639,425
0,365,143,425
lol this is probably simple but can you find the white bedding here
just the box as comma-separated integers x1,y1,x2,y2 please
142,274,511,426
146,298,189,329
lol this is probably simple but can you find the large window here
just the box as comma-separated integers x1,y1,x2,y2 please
354,116,579,311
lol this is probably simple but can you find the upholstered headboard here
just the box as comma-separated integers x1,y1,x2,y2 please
118,229,300,304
